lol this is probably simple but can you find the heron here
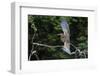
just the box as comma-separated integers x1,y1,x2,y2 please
60,18,74,55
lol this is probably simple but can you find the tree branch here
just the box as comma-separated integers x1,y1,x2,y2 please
33,42,63,48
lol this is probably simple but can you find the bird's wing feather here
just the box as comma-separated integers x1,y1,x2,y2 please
60,19,71,55
62,47,71,55
60,19,69,33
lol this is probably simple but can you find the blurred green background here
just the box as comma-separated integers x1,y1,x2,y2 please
28,15,88,60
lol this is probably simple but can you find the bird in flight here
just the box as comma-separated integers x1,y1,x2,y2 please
60,18,72,55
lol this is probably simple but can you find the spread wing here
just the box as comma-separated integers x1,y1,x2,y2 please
60,19,70,34
60,19,70,42
60,19,71,54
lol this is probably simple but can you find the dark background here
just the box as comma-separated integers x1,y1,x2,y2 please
28,15,88,60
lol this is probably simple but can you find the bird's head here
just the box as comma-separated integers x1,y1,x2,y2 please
57,33,66,42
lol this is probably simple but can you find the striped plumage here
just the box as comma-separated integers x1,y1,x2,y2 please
60,19,71,55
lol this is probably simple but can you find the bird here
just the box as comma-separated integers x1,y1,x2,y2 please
60,18,72,55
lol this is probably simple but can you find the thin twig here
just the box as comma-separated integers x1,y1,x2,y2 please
34,53,39,60
29,50,39,60
33,42,63,48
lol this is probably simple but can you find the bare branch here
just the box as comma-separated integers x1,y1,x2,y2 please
29,50,39,60
33,42,63,48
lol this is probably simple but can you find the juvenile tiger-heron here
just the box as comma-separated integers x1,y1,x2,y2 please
59,18,72,55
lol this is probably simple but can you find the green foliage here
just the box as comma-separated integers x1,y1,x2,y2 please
28,15,88,60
